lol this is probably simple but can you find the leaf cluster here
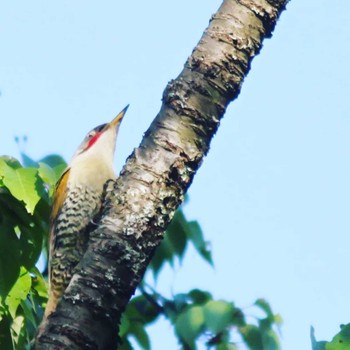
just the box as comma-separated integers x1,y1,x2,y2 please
0,154,66,349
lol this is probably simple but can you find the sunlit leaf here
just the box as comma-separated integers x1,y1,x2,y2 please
10,315,25,348
5,267,31,319
175,306,205,348
326,324,350,350
203,300,234,334
0,161,41,214
38,162,57,188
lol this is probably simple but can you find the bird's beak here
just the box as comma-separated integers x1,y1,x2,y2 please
106,105,129,130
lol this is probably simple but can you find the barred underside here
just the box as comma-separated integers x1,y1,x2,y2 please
45,185,102,317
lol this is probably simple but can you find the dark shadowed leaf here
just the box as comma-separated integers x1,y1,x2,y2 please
1,164,41,214
19,225,43,270
149,234,175,277
39,154,67,168
240,325,263,350
0,226,20,299
0,192,32,227
20,153,38,168
129,322,151,350
255,299,274,320
187,221,213,266
0,156,22,169
119,338,133,350
166,210,188,261
0,316,14,350
189,289,212,305
127,294,161,325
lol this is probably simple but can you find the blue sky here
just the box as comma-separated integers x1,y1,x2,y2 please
1,1,349,349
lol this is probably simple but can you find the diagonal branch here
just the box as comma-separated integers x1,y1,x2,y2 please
34,0,289,348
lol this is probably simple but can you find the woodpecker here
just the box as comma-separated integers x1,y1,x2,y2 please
44,106,128,318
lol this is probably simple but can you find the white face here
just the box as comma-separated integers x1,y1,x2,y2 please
68,124,119,188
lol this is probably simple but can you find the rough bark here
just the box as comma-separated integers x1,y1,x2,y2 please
34,0,289,348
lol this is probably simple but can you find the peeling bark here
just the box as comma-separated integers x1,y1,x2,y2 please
34,0,289,349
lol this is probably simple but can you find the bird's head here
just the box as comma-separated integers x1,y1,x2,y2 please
72,105,128,163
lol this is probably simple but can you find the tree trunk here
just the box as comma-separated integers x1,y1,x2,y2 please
34,0,289,348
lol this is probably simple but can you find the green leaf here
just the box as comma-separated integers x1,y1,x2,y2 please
30,267,48,300
0,192,32,227
149,234,175,277
126,294,161,325
0,316,14,350
187,221,213,266
0,161,41,214
53,164,66,181
20,300,37,328
240,325,263,350
119,338,133,350
10,315,25,348
175,306,205,348
189,289,212,305
38,162,57,188
20,153,38,168
0,226,21,299
262,329,281,350
5,267,31,319
0,156,22,170
39,154,67,168
166,210,188,260
217,344,238,350
326,324,350,350
203,300,235,334
130,322,150,350
255,298,274,320
19,225,43,270
119,314,130,337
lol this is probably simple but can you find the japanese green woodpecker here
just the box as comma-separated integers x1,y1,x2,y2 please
45,106,128,318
